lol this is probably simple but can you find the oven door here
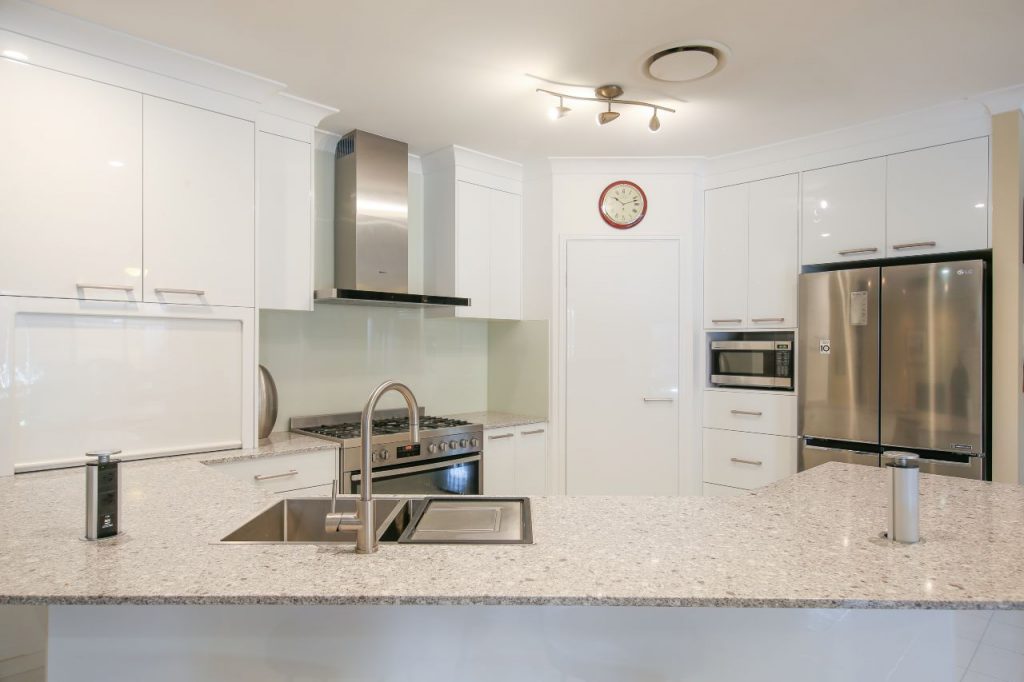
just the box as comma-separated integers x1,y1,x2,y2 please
710,342,792,389
350,454,481,496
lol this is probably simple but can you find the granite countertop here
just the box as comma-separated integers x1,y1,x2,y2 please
193,432,337,465
1,460,1022,609
444,411,546,429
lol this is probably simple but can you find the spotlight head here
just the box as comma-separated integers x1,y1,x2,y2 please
648,109,661,132
598,110,620,125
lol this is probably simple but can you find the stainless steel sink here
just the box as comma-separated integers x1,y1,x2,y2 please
398,497,532,544
219,497,414,544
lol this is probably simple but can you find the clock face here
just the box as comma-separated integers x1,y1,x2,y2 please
599,181,647,228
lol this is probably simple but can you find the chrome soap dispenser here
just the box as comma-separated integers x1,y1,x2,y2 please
85,450,121,540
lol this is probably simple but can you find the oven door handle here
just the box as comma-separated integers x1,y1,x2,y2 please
350,454,482,482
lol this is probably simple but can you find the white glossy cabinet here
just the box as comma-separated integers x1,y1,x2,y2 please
482,423,548,496
208,449,336,494
258,131,313,311
488,188,524,320
702,482,749,498
0,60,143,301
703,184,748,328
143,96,255,307
886,137,989,257
703,391,797,437
702,428,797,490
801,157,886,265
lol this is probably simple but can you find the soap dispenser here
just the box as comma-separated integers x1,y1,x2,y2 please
85,450,121,540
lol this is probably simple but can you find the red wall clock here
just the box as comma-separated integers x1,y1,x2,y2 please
599,180,647,229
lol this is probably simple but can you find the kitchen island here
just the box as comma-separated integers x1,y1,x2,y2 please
1,453,1022,680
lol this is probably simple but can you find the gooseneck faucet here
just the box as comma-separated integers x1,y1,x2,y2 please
325,380,419,553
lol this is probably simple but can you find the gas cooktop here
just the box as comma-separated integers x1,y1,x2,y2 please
299,416,470,441
290,408,480,448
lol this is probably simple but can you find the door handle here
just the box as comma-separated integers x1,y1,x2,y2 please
751,317,785,323
253,469,298,481
76,283,135,292
711,319,742,324
154,287,206,296
730,409,763,416
643,397,674,403
892,241,936,251
520,429,545,435
730,457,763,466
837,247,878,256
488,433,514,440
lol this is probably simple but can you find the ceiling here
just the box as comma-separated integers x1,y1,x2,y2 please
32,0,1024,161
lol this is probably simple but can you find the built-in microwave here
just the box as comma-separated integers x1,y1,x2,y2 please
710,337,794,390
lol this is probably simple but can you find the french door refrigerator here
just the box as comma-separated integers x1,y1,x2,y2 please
798,259,986,479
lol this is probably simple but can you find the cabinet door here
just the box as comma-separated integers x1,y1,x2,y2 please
0,60,142,301
515,423,548,495
454,181,491,318
143,96,255,307
488,189,523,320
747,175,798,327
703,184,748,328
483,427,516,495
886,138,989,257
258,132,313,311
702,428,797,490
801,158,885,265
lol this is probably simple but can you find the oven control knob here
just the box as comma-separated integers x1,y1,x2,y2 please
449,440,459,450
380,450,389,461
459,439,469,448
470,438,480,448
428,443,438,454
439,441,449,451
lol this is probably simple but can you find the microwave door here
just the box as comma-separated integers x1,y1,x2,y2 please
798,268,880,443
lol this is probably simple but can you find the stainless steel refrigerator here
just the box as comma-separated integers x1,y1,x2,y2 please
798,259,987,479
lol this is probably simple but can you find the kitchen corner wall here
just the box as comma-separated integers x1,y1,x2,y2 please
487,319,549,417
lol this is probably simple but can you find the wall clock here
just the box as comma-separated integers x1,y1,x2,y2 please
599,180,647,229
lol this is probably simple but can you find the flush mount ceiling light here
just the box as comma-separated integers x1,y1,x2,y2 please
644,42,728,83
536,84,674,132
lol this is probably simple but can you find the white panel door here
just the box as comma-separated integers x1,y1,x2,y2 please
483,427,516,495
747,174,799,328
0,60,142,301
258,131,313,311
515,423,548,495
143,96,255,307
886,138,989,257
566,239,679,495
454,181,491,318
488,189,523,320
703,184,748,328
801,157,886,265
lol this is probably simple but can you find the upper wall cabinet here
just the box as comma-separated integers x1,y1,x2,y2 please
424,146,523,320
143,96,255,308
0,60,143,301
801,157,886,265
885,138,989,257
704,174,798,329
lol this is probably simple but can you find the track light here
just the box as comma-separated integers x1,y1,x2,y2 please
648,108,661,132
598,101,619,126
548,96,571,120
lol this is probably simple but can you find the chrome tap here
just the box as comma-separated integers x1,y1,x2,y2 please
325,380,419,553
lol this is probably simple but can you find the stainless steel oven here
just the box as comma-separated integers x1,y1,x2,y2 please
348,453,481,495
710,338,794,390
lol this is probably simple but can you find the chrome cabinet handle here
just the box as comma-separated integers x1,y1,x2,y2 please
76,283,135,291
488,433,514,440
711,319,742,324
730,457,763,466
253,469,298,481
892,241,936,250
837,247,878,256
751,317,785,323
154,287,206,296
521,429,546,435
643,397,674,403
730,409,763,416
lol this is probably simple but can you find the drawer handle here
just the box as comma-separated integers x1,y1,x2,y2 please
154,287,206,296
751,317,785,323
730,457,763,466
77,283,135,292
253,469,298,481
730,410,763,416
711,319,742,324
488,433,514,440
837,247,878,256
892,241,936,251
643,397,674,403
521,429,546,435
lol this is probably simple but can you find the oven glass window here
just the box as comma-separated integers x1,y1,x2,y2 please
353,459,480,496
717,351,766,376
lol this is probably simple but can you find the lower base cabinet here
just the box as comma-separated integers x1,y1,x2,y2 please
702,482,750,498
207,449,337,494
483,422,548,496
702,428,797,490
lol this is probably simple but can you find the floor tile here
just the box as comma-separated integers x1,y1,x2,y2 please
968,644,1024,682
962,670,1004,682
993,612,1024,629
984,622,1024,656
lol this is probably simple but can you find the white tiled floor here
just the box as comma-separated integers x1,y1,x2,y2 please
951,610,1024,682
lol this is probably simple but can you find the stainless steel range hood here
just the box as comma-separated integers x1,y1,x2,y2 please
314,130,470,307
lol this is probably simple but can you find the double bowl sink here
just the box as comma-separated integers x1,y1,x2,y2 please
220,496,532,546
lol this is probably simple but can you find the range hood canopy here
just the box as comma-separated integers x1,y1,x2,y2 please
314,129,469,307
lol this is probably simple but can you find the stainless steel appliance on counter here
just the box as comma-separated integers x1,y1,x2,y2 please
709,335,795,390
798,259,988,480
292,408,483,494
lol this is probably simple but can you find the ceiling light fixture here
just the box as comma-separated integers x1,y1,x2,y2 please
536,84,674,131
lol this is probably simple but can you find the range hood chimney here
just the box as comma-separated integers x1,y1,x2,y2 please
314,130,470,307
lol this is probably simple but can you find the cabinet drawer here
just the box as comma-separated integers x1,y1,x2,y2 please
702,428,797,490
209,449,336,493
703,391,797,436
702,482,750,498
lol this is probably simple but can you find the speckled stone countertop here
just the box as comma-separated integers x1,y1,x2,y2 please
195,432,337,465
444,411,546,429
1,460,1022,609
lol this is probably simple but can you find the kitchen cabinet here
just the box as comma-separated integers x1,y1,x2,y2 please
143,95,255,308
208,449,336,494
702,482,749,498
801,157,886,266
257,130,314,311
703,390,797,437
886,137,989,257
703,175,798,329
482,423,548,496
702,428,797,490
0,59,143,301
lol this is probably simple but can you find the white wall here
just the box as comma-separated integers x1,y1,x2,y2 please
487,319,548,417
